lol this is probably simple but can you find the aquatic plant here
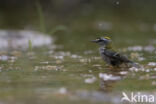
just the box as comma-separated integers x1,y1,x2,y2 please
28,39,32,52
36,1,67,35
36,1,46,33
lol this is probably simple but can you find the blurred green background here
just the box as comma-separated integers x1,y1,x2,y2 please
0,0,156,53
0,1,156,104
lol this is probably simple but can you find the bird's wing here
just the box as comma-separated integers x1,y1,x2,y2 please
102,49,140,67
103,49,131,63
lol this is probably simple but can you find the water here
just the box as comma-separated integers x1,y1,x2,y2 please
0,1,156,104
0,37,155,104
0,30,52,50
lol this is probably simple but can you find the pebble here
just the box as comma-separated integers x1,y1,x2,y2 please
127,45,155,52
58,87,67,94
99,73,121,81
152,81,156,86
129,67,139,72
127,46,143,51
144,45,155,52
79,58,91,63
119,71,128,75
148,62,156,66
71,54,82,58
34,65,63,71
84,77,96,84
0,55,8,61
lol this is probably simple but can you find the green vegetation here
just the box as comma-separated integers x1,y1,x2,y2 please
36,1,46,33
0,1,156,104
28,39,32,52
36,1,67,35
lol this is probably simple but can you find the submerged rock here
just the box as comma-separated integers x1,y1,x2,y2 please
84,76,96,84
99,73,121,81
0,30,53,50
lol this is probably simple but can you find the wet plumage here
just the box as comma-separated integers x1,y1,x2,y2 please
92,37,139,67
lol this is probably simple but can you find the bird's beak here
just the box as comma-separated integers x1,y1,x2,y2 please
91,40,98,43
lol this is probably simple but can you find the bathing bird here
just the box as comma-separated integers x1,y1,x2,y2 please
92,37,139,68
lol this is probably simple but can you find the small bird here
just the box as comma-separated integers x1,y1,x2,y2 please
92,37,139,68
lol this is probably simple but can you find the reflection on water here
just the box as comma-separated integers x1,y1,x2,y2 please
0,29,155,104
0,1,156,104
0,40,155,104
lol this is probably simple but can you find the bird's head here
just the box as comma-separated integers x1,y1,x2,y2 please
91,37,112,49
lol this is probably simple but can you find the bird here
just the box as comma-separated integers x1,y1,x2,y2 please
92,37,139,68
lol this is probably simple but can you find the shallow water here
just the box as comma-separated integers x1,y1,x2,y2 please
0,30,52,50
0,38,155,104
0,1,156,104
